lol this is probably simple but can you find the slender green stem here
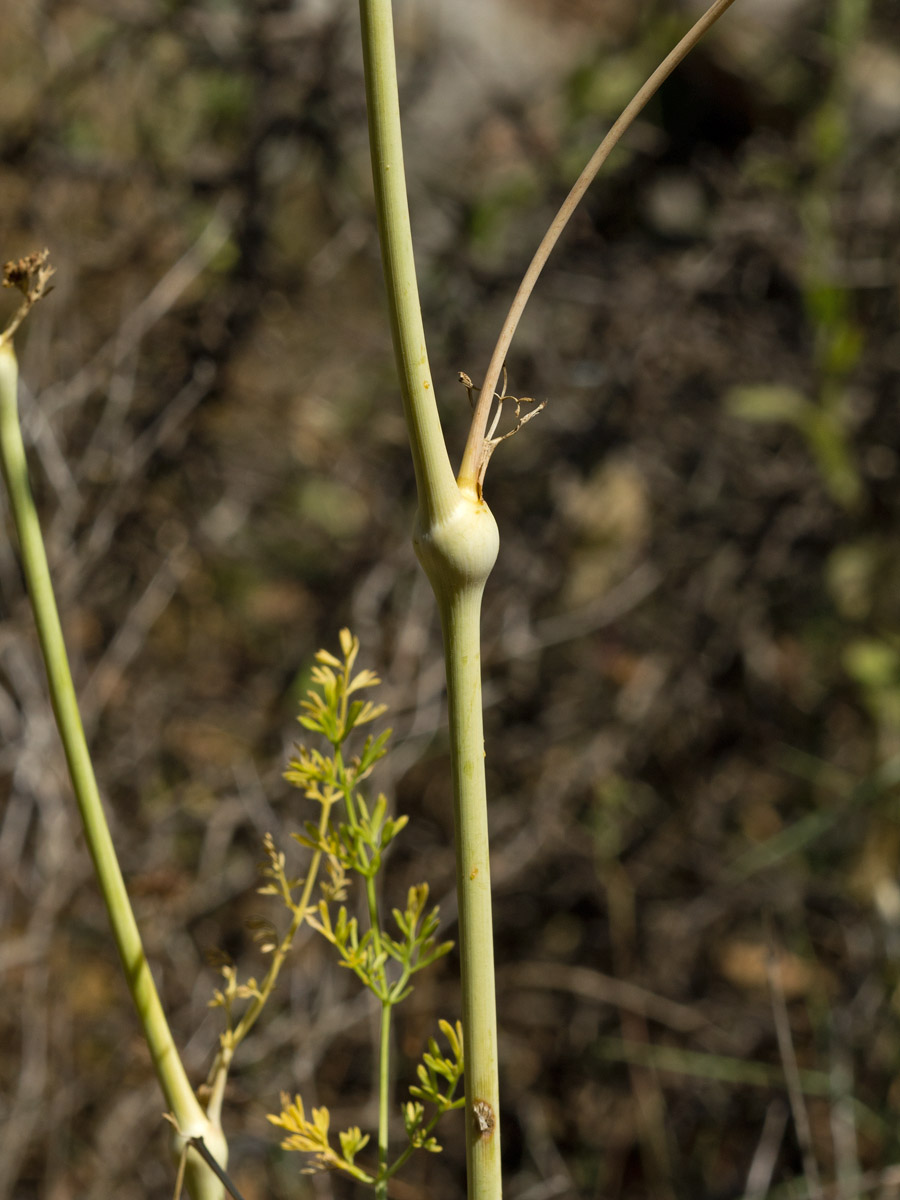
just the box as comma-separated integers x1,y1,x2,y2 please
386,1086,463,1180
364,868,392,1196
206,798,335,1120
412,464,501,1200
233,808,331,1046
377,1000,392,1198
366,874,383,960
438,583,502,1199
358,0,459,528
0,341,226,1199
358,4,504,1195
337,749,360,828
388,962,411,1006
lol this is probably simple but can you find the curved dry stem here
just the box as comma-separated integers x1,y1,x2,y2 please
458,0,740,493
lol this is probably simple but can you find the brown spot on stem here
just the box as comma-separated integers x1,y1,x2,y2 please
470,865,478,880
472,1100,495,1140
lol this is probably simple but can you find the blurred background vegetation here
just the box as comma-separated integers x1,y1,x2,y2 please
2,0,900,1197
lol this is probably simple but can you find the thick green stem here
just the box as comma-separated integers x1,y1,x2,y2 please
439,586,501,1197
358,0,459,529
358,3,503,1194
0,342,226,1200
415,497,502,1200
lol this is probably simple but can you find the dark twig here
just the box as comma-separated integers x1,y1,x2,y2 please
186,1137,248,1200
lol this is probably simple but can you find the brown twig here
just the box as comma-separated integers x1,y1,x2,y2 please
1,250,55,347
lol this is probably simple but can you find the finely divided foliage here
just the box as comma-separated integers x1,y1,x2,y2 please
261,631,463,1193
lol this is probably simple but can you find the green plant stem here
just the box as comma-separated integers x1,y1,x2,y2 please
386,1091,463,1180
359,4,504,1195
365,874,384,975
358,0,459,529
437,581,502,1198
412,492,504,1200
377,1001,392,1198
363,865,392,1196
338,748,360,827
0,340,226,1200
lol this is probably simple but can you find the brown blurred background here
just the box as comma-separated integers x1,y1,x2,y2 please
2,0,900,1197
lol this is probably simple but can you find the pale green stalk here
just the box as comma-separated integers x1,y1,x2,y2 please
434,576,501,1193
0,340,226,1200
413,505,501,1199
357,0,458,527
377,1001,392,1198
358,2,503,1196
364,872,392,1197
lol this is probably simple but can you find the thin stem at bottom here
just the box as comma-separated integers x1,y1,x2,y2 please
377,1000,392,1199
439,584,502,1200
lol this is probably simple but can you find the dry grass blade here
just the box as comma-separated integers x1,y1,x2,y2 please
458,0,741,491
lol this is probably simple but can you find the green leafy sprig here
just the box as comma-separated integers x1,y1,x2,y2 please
269,1020,465,1184
259,630,461,1194
203,631,388,1117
